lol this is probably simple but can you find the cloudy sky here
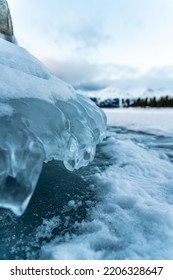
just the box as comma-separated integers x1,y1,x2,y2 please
8,0,173,93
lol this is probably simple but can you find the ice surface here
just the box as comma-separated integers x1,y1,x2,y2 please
105,108,173,135
0,38,106,216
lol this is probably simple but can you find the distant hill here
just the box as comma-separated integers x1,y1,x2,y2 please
89,86,173,108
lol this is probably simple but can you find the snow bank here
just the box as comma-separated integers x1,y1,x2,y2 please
0,38,106,215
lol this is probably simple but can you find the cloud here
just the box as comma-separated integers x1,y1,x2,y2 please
74,82,107,92
10,0,173,71
44,59,140,85
74,23,110,49
98,64,141,80
44,58,173,93
146,66,173,79
51,22,110,54
44,58,99,84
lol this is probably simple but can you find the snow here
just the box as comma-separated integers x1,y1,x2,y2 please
85,86,173,102
0,38,106,216
89,86,132,101
105,108,173,135
142,88,173,100
67,200,75,207
0,38,74,101
41,110,173,259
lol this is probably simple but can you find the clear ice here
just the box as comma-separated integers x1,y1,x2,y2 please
0,38,107,216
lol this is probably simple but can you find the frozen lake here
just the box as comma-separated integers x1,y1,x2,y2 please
0,108,173,259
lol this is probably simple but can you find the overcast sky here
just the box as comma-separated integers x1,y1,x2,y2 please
8,0,173,92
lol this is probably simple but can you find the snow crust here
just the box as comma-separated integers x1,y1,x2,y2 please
0,38,106,216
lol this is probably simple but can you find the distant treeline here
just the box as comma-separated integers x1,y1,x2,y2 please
131,96,173,108
90,96,173,108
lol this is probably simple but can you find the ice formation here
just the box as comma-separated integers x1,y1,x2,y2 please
0,38,106,216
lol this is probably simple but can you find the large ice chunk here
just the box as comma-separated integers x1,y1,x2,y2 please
0,38,107,215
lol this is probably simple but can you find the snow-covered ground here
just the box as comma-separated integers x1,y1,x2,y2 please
38,108,173,260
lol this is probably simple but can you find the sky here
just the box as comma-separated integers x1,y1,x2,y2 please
7,0,173,94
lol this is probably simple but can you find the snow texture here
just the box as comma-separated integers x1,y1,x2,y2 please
41,119,173,260
0,38,106,216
